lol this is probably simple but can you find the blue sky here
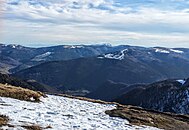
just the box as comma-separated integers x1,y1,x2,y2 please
0,0,189,47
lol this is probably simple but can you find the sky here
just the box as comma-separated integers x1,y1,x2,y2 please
0,0,189,47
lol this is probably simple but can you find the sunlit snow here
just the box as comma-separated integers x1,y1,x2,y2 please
100,49,128,60
154,48,170,54
170,49,183,54
177,80,186,85
32,52,53,61
0,95,160,130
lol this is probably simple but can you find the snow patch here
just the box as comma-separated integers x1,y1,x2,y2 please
154,48,184,54
8,44,20,49
30,97,35,101
100,49,128,60
70,45,84,49
177,80,186,85
64,45,84,49
154,48,170,54
32,52,53,61
0,95,160,130
170,49,184,54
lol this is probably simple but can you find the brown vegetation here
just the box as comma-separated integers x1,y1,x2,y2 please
0,115,9,127
22,125,42,130
105,105,189,130
22,125,52,130
0,83,46,102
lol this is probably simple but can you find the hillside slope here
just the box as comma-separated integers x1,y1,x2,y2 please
0,44,126,73
0,95,160,130
86,80,145,101
0,83,44,102
0,73,55,92
114,79,189,114
13,57,164,91
14,47,189,92
0,83,188,130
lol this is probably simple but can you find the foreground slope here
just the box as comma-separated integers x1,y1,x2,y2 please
0,95,159,130
0,83,44,102
106,105,189,130
0,84,188,130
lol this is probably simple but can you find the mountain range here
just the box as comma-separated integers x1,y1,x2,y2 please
1,43,189,114
0,43,127,73
13,45,189,91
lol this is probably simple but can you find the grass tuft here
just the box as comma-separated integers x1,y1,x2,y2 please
22,125,42,130
0,83,46,102
0,115,9,127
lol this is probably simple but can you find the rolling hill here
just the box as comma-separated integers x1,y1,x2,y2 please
14,46,189,92
0,44,128,73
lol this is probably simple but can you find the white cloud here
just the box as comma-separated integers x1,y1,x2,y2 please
1,0,189,47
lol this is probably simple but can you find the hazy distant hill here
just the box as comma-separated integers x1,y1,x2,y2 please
0,44,128,73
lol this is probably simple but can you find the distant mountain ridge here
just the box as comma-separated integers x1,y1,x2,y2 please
0,43,129,73
13,46,189,91
1,43,189,74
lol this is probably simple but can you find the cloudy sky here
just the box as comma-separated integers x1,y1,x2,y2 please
0,0,189,47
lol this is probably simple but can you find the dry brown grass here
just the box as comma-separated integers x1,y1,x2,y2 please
105,105,189,130
22,125,52,130
0,115,9,127
22,125,42,130
0,83,46,102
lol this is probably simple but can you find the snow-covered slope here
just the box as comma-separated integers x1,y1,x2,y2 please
0,95,159,130
98,49,128,60
32,52,53,61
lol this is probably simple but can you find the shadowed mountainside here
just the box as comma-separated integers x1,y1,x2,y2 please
114,79,189,114
14,47,189,92
0,73,55,92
